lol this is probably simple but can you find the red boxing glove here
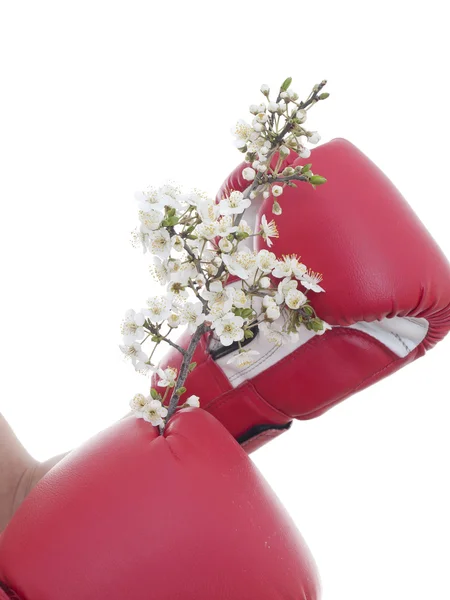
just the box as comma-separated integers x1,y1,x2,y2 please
0,409,320,600
154,138,450,452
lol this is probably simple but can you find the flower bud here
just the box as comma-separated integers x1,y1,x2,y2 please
249,104,260,114
260,83,270,95
260,276,271,288
308,131,321,144
296,109,307,123
242,167,256,181
263,191,270,200
278,100,286,111
266,305,281,320
281,166,295,176
249,191,256,199
279,145,290,157
268,101,279,112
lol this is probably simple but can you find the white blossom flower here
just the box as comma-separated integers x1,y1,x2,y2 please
201,281,233,312
285,288,307,309
222,250,257,281
167,280,189,300
229,287,249,308
131,226,149,254
142,399,168,427
150,256,169,285
300,270,325,293
181,301,206,332
121,309,146,345
227,350,260,368
196,221,219,240
129,393,148,416
119,341,148,366
272,257,294,279
172,262,197,285
185,394,200,408
259,322,286,346
242,167,256,181
144,294,173,323
208,301,232,324
178,191,204,207
138,209,163,233
308,131,321,144
254,111,268,124
147,229,171,259
291,258,308,279
203,260,219,277
217,215,238,237
136,185,181,213
171,235,184,253
237,220,253,237
213,312,245,346
232,119,254,148
271,185,283,197
219,191,251,216
157,367,178,388
197,198,220,224
194,272,206,287
260,215,279,248
135,360,157,376
219,238,233,253
274,277,298,304
256,249,277,273
167,312,182,328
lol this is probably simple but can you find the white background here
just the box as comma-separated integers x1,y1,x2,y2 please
1,1,449,598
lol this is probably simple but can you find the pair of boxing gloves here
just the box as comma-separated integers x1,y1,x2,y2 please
0,139,449,599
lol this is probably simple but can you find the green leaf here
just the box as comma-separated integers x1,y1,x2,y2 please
241,308,254,319
309,175,327,185
319,92,330,100
175,387,187,396
188,362,197,372
244,329,254,339
301,163,312,174
150,388,159,399
281,77,292,92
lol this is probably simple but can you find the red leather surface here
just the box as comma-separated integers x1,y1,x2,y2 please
155,139,450,450
0,410,320,600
